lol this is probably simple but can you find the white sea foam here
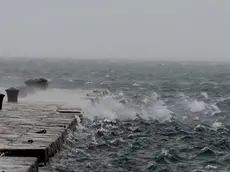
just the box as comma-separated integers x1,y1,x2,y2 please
212,121,225,130
179,92,221,115
205,165,218,170
140,92,172,122
201,92,209,99
132,82,141,87
84,94,137,120
188,100,206,112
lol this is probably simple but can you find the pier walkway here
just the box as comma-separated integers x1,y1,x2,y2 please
0,102,82,171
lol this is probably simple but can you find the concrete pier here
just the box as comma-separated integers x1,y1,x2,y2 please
0,157,38,172
0,102,81,169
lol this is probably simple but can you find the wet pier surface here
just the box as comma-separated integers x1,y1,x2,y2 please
0,102,81,171
0,157,38,172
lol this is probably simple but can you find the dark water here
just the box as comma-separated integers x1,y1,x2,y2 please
1,58,230,171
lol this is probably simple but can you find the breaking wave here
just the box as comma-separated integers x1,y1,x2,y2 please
139,92,172,122
178,92,221,116
17,89,173,123
0,87,222,124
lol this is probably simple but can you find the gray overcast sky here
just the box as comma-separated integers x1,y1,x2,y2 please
0,0,230,60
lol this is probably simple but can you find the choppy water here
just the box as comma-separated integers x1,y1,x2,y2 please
1,58,230,171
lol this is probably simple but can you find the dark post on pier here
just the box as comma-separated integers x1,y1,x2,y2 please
5,87,19,103
0,94,4,110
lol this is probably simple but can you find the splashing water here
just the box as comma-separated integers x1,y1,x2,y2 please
201,92,209,99
139,92,172,122
188,100,206,113
178,92,221,115
84,95,137,120
13,88,173,123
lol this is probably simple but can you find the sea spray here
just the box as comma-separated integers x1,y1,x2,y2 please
201,92,209,99
178,92,221,115
20,88,90,108
140,92,172,122
19,88,173,123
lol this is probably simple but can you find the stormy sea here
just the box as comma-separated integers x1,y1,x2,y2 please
1,58,230,172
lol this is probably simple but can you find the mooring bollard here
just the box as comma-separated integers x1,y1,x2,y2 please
5,87,19,103
0,94,5,110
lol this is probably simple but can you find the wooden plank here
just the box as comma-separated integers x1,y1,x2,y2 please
0,157,38,172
